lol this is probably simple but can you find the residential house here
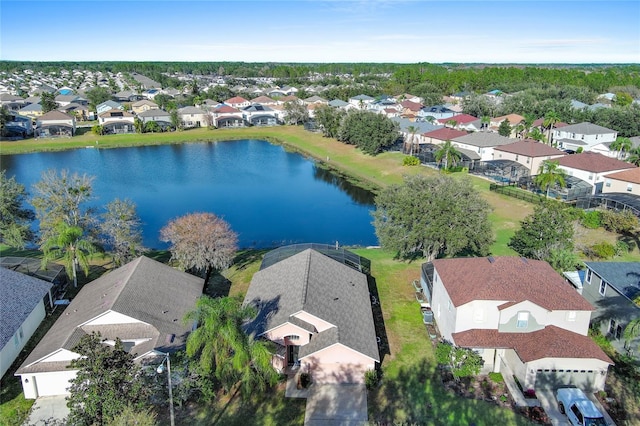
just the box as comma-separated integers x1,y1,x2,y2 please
602,168,640,196
1,268,53,379
399,100,423,118
5,112,34,137
242,104,279,126
243,248,379,384
96,100,124,115
59,103,91,121
303,95,328,105
422,128,468,146
225,96,250,110
113,90,141,103
328,99,353,110
131,100,159,115
418,105,456,121
211,105,244,128
278,95,302,105
35,110,75,137
0,93,26,111
554,122,617,154
15,256,203,398
451,132,514,162
422,257,613,391
178,106,207,128
492,139,566,175
576,262,640,359
17,103,43,119
98,110,135,134
437,114,478,130
54,94,87,108
490,114,525,136
281,86,298,96
391,117,441,146
396,93,422,104
250,96,277,106
137,109,172,129
557,152,637,194
348,94,375,110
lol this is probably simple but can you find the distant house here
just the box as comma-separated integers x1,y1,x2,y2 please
16,256,203,398
1,268,53,379
17,103,43,119
348,94,375,109
178,106,207,128
490,114,525,136
113,90,141,103
250,96,277,106
327,99,353,110
137,109,172,129
98,110,135,134
557,152,636,194
131,100,159,115
451,132,513,162
225,96,250,110
54,94,87,108
36,110,76,138
212,105,244,128
574,262,640,359
492,139,566,175
96,100,124,115
243,248,379,384
554,122,617,154
437,113,478,129
418,105,456,121
242,104,279,126
0,93,27,111
422,257,613,391
303,95,328,105
399,100,423,116
422,128,468,146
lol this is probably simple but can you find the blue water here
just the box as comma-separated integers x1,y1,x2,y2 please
0,140,377,249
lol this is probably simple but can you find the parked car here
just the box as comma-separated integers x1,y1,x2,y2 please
556,387,606,426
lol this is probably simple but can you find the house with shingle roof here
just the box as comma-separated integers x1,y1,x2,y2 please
98,110,135,134
131,99,159,115
493,139,566,175
437,113,478,128
553,122,617,154
422,128,468,146
35,110,75,137
421,257,612,391
348,94,375,110
16,256,203,398
1,268,53,378
575,262,640,360
178,106,207,128
557,152,636,194
243,248,379,384
225,96,250,110
602,168,640,196
451,132,513,162
418,105,456,121
96,100,124,115
250,95,277,106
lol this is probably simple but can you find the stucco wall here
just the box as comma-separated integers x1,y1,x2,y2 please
293,311,335,333
0,300,46,378
431,270,458,342
264,322,311,346
21,370,78,398
83,311,143,326
301,344,375,384
602,177,640,195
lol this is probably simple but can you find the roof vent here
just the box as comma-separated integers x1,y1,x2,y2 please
488,256,495,263
334,297,339,301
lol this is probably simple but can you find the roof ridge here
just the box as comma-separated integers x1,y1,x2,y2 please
301,250,312,306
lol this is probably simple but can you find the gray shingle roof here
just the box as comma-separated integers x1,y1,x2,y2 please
559,122,616,135
1,268,52,349
584,262,640,300
17,256,203,374
243,249,379,362
137,109,170,118
328,99,349,107
452,132,513,148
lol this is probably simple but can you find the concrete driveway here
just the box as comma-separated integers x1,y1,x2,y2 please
304,384,368,426
24,395,69,425
536,388,569,426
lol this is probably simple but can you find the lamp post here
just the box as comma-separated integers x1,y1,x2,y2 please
156,352,175,426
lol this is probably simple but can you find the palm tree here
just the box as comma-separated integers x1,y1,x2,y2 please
543,111,561,146
627,147,640,166
407,125,418,156
516,114,535,139
534,160,567,198
41,222,99,287
623,318,640,353
184,296,278,395
445,119,458,129
529,128,547,143
610,137,632,160
435,140,462,171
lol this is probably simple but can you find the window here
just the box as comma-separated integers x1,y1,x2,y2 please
586,269,592,283
447,300,452,311
605,179,611,187
571,405,584,425
609,319,616,335
588,173,594,181
599,281,607,296
615,325,623,340
516,312,529,328
288,335,300,341
13,334,19,347
515,155,519,161
628,184,633,192
566,311,577,322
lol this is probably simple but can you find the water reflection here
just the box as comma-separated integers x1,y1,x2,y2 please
312,164,376,205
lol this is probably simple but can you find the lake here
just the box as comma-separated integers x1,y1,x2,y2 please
0,140,378,249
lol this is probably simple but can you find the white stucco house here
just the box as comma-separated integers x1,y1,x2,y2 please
35,110,76,137
554,122,617,154
1,268,53,379
601,168,640,196
15,256,203,398
243,247,380,384
451,132,514,162
557,152,637,194
420,257,613,391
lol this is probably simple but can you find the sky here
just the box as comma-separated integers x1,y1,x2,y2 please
1,0,639,64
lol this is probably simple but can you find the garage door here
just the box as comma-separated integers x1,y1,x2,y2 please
34,371,75,397
534,368,599,391
309,363,367,384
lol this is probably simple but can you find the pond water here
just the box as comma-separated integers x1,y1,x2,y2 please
0,140,378,249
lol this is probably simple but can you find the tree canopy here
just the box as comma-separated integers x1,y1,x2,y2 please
372,175,494,260
100,199,145,266
282,100,309,125
337,110,399,155
0,170,34,248
313,105,345,138
160,212,238,286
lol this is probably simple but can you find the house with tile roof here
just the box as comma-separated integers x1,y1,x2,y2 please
243,248,379,384
557,152,637,194
437,113,478,129
250,95,277,106
576,262,640,360
211,105,244,128
15,256,203,398
553,122,617,154
490,113,525,133
422,128,468,146
602,168,640,196
1,268,53,378
492,139,566,175
224,96,250,110
421,257,613,391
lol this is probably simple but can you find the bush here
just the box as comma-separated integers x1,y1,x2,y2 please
615,240,630,255
581,210,601,229
365,369,381,390
488,372,504,383
297,373,311,389
402,156,420,166
601,210,639,233
91,124,104,135
588,241,616,259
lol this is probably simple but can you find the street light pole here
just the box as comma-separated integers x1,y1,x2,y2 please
157,353,175,426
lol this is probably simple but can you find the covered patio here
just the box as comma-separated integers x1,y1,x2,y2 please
576,192,640,217
469,160,530,184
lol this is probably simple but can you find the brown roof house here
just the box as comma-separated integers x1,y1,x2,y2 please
35,110,76,138
243,248,379,384
602,168,640,196
420,257,612,392
557,152,636,194
15,256,203,398
493,139,566,175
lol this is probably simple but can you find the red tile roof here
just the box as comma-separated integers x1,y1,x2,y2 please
557,152,637,173
432,257,593,311
400,100,423,111
225,96,249,104
423,127,468,140
437,114,477,124
452,326,613,364
494,140,566,157
214,105,241,113
604,167,640,184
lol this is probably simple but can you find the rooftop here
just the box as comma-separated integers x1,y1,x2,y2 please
557,152,636,173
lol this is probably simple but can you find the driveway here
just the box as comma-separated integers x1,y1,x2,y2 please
24,395,69,425
304,384,368,426
536,388,569,426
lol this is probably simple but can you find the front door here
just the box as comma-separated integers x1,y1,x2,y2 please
287,345,299,367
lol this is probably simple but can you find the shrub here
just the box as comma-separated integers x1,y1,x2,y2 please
365,369,380,390
588,241,616,259
488,372,504,383
297,372,311,389
601,210,639,233
581,210,601,229
91,124,104,135
403,156,420,166
615,240,630,255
